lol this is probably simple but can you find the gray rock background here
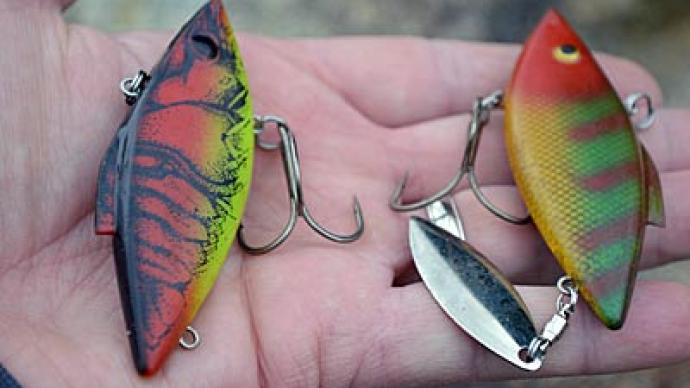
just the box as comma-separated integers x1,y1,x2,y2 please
66,1,690,387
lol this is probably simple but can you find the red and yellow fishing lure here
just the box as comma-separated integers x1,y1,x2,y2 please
95,0,253,375
504,9,664,329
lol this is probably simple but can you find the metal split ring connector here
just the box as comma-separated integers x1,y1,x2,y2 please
179,326,201,350
625,92,656,131
120,70,151,105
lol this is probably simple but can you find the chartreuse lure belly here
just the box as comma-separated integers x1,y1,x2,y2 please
95,0,253,375
504,10,664,329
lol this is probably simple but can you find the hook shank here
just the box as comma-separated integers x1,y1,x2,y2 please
239,116,365,254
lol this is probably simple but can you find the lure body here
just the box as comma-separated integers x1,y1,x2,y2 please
95,0,253,374
504,10,663,329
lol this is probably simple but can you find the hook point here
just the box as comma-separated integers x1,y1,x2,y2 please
389,172,411,208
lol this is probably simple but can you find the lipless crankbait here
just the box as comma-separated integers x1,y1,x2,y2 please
96,0,363,375
504,9,664,329
96,0,253,375
391,9,663,369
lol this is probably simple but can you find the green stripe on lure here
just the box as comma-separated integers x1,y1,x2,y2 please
95,0,253,375
504,9,665,329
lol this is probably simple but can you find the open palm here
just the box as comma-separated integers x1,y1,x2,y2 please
1,1,689,387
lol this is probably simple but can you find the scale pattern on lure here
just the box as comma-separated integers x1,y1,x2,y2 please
95,0,253,375
504,10,664,329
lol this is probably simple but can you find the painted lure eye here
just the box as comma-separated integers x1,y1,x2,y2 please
553,43,581,64
191,34,219,60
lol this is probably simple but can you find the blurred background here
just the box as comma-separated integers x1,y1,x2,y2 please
66,1,690,387
66,0,690,106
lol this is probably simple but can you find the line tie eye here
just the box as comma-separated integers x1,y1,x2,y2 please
553,43,581,64
191,35,219,60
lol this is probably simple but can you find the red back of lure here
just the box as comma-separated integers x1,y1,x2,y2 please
504,10,664,329
95,0,254,375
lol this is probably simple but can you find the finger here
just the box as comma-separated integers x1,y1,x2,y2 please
386,108,690,203
287,38,663,127
351,280,690,387
385,169,690,285
641,108,690,173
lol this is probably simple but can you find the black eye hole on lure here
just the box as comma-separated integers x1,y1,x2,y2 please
553,43,581,64
191,34,220,60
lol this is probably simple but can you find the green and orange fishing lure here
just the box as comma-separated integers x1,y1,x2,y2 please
393,9,664,369
505,9,664,329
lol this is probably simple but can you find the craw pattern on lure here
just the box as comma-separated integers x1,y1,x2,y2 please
504,9,664,329
95,0,254,375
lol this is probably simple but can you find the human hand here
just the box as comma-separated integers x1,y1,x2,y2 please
1,1,689,387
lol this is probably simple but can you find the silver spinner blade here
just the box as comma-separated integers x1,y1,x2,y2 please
409,216,541,370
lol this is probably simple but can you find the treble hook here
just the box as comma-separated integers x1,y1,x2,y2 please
391,91,530,225
238,115,365,254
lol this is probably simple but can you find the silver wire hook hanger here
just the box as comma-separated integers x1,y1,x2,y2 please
391,90,531,225
238,115,365,255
